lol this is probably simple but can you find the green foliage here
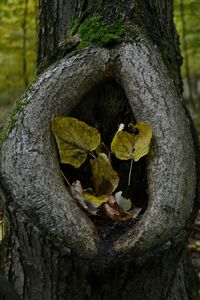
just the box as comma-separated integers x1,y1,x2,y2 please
0,92,30,147
75,16,128,49
174,0,200,77
67,16,80,37
0,0,37,115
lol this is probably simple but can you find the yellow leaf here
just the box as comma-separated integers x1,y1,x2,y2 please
52,117,101,168
90,153,119,196
111,122,152,162
83,191,108,207
111,131,137,160
133,122,152,161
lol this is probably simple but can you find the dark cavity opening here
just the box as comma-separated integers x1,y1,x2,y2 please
61,80,148,240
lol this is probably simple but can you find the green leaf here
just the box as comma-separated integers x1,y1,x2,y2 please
90,153,119,196
52,117,101,168
111,122,152,161
83,191,108,207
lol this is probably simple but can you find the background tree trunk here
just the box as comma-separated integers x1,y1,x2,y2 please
37,0,183,92
179,0,195,109
22,0,29,88
0,0,199,299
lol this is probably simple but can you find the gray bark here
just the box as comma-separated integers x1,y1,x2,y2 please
37,0,182,92
1,41,196,257
37,0,75,72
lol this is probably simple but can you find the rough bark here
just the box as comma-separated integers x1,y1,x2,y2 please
37,0,182,92
0,39,199,299
37,0,75,72
0,0,199,299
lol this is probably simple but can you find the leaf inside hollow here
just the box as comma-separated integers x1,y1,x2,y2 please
83,191,108,207
90,153,119,196
115,191,132,212
111,122,152,161
70,182,99,214
52,117,101,168
132,122,152,161
111,130,137,160
102,203,122,222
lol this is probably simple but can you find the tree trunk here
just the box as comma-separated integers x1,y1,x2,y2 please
179,0,195,109
22,0,29,88
0,1,200,299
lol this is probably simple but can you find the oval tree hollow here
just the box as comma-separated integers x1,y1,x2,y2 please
60,80,149,242
0,44,195,257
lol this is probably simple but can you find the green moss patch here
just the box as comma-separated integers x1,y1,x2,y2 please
66,15,142,51
71,16,128,49
0,93,30,147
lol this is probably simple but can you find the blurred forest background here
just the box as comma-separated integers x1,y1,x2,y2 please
0,0,37,127
0,0,200,129
0,0,199,126
0,0,200,272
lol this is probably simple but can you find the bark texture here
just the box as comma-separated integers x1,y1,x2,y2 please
0,0,199,299
37,0,182,92
37,0,75,72
0,40,199,299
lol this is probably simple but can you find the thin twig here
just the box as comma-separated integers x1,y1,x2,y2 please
128,158,133,186
61,170,70,186
89,152,96,159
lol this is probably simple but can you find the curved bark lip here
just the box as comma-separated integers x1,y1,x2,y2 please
0,47,113,258
0,42,196,259
112,42,196,255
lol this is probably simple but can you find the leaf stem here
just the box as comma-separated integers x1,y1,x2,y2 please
61,170,71,186
128,158,133,186
89,152,96,159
